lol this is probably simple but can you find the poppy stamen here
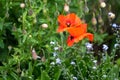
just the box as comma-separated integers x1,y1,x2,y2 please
66,22,71,27
70,36,74,40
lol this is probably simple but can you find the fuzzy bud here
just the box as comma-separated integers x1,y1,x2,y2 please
41,23,48,28
31,48,41,60
92,17,97,25
100,2,106,8
20,3,25,8
98,15,103,24
64,4,69,12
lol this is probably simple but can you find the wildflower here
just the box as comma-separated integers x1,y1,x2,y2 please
93,60,97,64
54,47,59,51
85,42,93,50
102,75,107,78
41,23,48,28
92,66,97,69
73,76,78,80
53,52,57,57
114,43,120,48
31,48,41,60
108,12,115,19
70,61,75,65
20,3,25,8
64,3,69,12
57,13,82,32
100,2,106,8
112,23,118,28
50,41,55,45
102,44,108,51
67,24,93,46
29,35,32,38
50,62,55,65
56,58,61,64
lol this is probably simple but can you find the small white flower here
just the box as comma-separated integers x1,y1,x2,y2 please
56,58,61,64
73,76,77,80
92,66,97,70
70,61,75,65
50,62,55,65
85,42,93,50
102,75,107,78
93,60,97,64
103,44,108,51
50,41,55,45
53,52,57,57
114,43,120,48
108,12,115,19
54,47,59,51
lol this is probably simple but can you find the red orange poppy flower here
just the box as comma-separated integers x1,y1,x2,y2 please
67,24,93,46
57,13,82,32
57,13,94,47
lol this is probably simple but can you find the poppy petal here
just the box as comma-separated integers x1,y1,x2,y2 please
67,35,75,47
67,23,87,36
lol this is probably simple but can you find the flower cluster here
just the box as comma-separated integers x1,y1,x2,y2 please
57,13,94,46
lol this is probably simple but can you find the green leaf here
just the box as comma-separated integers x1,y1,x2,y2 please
54,69,61,80
41,71,50,80
0,18,4,30
0,39,4,48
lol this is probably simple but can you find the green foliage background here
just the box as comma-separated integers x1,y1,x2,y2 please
0,0,120,80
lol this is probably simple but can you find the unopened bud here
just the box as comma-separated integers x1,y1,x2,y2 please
64,4,69,12
98,15,103,24
92,17,97,25
100,2,106,8
20,3,25,8
31,48,41,60
8,45,12,51
41,23,48,28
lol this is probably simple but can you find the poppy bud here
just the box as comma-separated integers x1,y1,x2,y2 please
31,48,41,60
92,17,97,25
64,4,69,12
98,15,103,24
100,2,106,8
108,12,115,19
8,45,12,52
20,3,25,8
41,23,48,28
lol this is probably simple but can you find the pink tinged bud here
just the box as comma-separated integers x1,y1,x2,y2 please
31,48,41,60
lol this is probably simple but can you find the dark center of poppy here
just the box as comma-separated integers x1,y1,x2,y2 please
66,22,71,27
70,36,74,40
